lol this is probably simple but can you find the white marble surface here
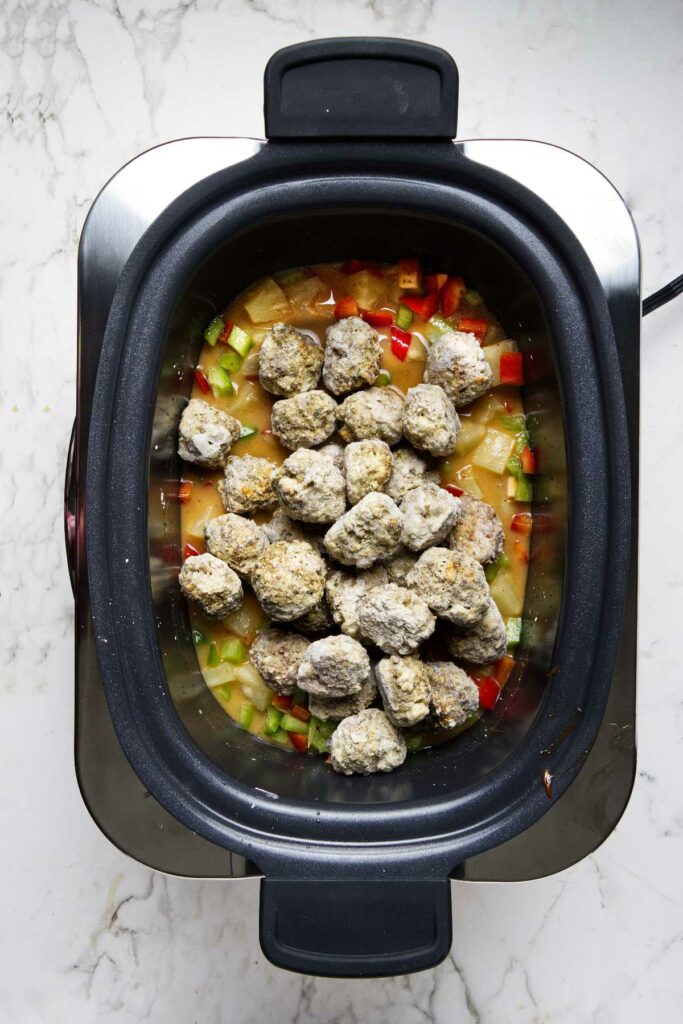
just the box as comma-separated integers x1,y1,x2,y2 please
1,1,683,1020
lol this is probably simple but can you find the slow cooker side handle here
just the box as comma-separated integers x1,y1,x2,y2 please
259,876,452,978
264,37,458,140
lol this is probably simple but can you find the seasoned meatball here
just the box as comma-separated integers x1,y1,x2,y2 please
402,383,460,458
358,583,436,656
292,595,335,636
219,454,278,514
406,547,490,627
330,708,406,775
177,398,241,469
258,322,323,397
271,390,338,451
262,508,310,545
308,676,378,722
400,483,461,552
448,493,505,565
445,597,507,664
424,330,493,407
251,540,326,621
325,565,388,639
317,441,346,474
337,387,404,445
375,655,431,727
385,446,439,504
274,448,346,524
426,662,480,729
344,439,393,506
178,553,243,618
384,547,418,587
204,513,269,579
250,628,310,695
297,635,371,698
324,493,403,569
322,316,381,395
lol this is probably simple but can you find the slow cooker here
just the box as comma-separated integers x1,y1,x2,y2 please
67,38,640,977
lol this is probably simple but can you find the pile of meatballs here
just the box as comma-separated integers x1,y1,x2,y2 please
178,315,509,775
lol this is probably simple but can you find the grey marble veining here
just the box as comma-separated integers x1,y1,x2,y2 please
1,1,683,1021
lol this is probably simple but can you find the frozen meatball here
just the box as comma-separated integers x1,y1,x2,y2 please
406,547,490,627
402,383,460,458
219,454,278,514
400,483,461,552
337,387,404,445
426,662,480,729
178,398,241,469
322,316,381,395
384,548,418,587
274,448,346,524
375,655,431,727
330,708,406,775
205,513,270,580
251,540,326,621
448,493,505,565
178,553,243,618
385,446,439,504
271,390,338,451
308,676,378,722
324,492,403,569
292,596,335,636
258,322,323,397
317,441,346,474
358,583,436,656
297,635,371,698
325,565,388,639
344,439,393,506
424,330,493,407
250,628,310,695
262,508,310,545
445,597,507,664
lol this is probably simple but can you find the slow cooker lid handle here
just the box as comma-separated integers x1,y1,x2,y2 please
264,37,459,140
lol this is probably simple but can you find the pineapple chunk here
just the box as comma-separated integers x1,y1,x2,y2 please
489,571,524,617
482,339,516,386
243,277,290,323
455,419,487,456
346,270,386,310
452,464,483,499
469,392,507,424
471,428,516,475
283,275,329,308
234,662,271,711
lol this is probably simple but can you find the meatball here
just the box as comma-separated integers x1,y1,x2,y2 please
424,330,493,407
297,635,371,698
344,439,393,506
384,547,418,587
375,655,431,727
330,708,406,775
250,628,310,695
406,547,490,627
258,322,323,397
219,454,278,514
177,398,241,469
400,483,461,552
178,553,243,618
448,493,505,565
325,565,389,639
251,540,326,621
324,492,403,569
292,595,335,636
271,390,338,451
322,316,381,395
385,446,439,504
445,597,507,664
337,387,404,445
317,441,346,474
402,383,460,458
262,508,310,545
204,513,270,579
274,448,346,524
358,583,436,656
426,662,480,729
308,675,378,722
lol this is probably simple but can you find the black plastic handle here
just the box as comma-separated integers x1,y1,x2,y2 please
260,877,452,977
264,38,458,140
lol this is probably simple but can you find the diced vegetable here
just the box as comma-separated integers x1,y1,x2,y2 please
452,464,483,499
443,483,464,497
347,270,386,308
271,694,293,712
272,728,290,744
520,445,537,475
342,259,383,277
511,512,533,535
441,276,466,318
218,350,243,374
471,428,516,475
514,475,533,503
506,617,523,648
361,309,393,327
276,267,309,285
207,642,220,667
500,351,524,385
396,304,414,330
485,552,510,583
264,706,283,736
280,713,309,735
308,716,336,754
203,662,237,689
283,276,327,307
221,637,248,664
236,425,259,443
192,628,208,646
177,481,193,503
216,683,232,701
226,325,254,358
243,278,289,324
194,368,210,393
455,419,486,456
376,370,392,387
477,676,501,711
183,542,200,559
489,571,525,617
390,325,412,361
335,296,359,319
290,704,311,723
401,292,439,320
223,600,263,641
239,702,254,729
497,413,526,433
234,662,272,711
217,320,234,344
465,290,483,305
405,734,424,753
458,316,489,341
470,393,506,424
424,273,448,293
481,339,515,385
208,366,234,399
427,314,451,335
288,732,309,753
204,316,224,347
398,258,422,292
494,654,516,685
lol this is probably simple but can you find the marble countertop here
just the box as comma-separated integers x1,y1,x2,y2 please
2,1,683,1020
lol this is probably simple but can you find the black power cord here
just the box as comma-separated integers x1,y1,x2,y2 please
643,273,683,316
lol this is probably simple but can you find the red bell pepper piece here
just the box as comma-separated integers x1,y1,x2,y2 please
335,296,359,319
217,321,234,344
441,276,466,318
390,325,412,361
398,258,422,292
361,309,394,328
194,369,210,394
500,351,524,385
401,292,439,321
183,543,200,560
342,259,383,277
290,704,311,723
477,675,501,711
423,273,448,294
494,655,515,686
442,483,464,497
520,445,536,475
177,481,193,504
514,540,530,564
511,512,533,535
288,731,308,753
458,316,489,342
271,694,292,711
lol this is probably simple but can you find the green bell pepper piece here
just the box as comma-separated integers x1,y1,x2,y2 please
279,713,309,735
227,325,253,358
208,366,234,398
221,637,248,664
485,552,510,583
206,642,220,667
515,475,533,503
216,684,232,701
428,314,450,335
375,370,392,388
236,425,259,442
308,716,336,754
264,707,283,736
218,350,243,374
239,703,254,729
272,728,290,744
204,316,224,347
396,304,414,330
497,413,527,434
